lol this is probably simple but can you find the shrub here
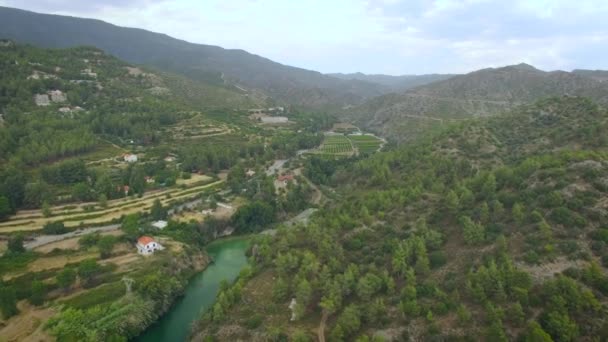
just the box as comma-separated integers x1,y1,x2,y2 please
42,221,69,235
429,251,447,269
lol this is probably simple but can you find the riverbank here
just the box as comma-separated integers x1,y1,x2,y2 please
134,237,250,342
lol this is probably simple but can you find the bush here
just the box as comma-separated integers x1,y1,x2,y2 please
244,314,263,329
42,221,69,235
429,251,447,269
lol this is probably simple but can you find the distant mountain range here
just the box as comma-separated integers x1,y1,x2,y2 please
0,6,389,108
346,63,608,142
328,72,456,92
2,6,608,143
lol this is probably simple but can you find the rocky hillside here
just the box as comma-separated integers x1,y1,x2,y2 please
347,63,608,143
329,72,455,92
192,96,608,341
0,6,387,108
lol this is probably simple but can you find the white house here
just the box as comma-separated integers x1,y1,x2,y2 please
123,154,138,163
136,236,164,255
152,220,168,230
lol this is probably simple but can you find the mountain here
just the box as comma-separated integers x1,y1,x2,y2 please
0,41,258,167
0,6,387,108
192,96,608,341
329,72,456,92
346,63,608,142
573,69,608,82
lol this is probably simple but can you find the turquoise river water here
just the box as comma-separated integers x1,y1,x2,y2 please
134,237,250,342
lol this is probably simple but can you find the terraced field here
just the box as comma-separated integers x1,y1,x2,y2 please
0,178,223,233
316,134,355,156
348,134,384,154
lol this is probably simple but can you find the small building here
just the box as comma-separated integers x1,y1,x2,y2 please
217,202,233,209
123,154,138,163
261,116,289,124
34,94,50,106
49,90,66,103
201,209,214,215
152,220,168,230
81,68,98,78
145,176,155,184
136,236,164,255
246,169,256,177
164,156,176,162
277,174,294,185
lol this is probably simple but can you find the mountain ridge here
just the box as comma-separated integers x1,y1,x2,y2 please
346,63,608,142
0,6,388,108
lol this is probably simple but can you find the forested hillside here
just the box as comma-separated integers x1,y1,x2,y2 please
0,6,387,108
0,41,258,217
329,73,455,93
193,96,608,341
348,64,608,143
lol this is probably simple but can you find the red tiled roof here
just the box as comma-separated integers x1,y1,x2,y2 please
278,174,294,181
137,236,155,245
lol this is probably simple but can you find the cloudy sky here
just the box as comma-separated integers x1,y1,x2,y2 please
1,0,607,75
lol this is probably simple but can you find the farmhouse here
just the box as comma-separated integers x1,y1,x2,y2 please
34,94,50,106
277,174,294,185
49,90,67,103
123,154,138,163
136,236,164,255
261,116,289,124
152,220,168,229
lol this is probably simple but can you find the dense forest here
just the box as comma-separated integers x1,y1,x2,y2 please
194,96,608,341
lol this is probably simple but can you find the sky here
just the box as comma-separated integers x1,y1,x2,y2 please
1,0,607,75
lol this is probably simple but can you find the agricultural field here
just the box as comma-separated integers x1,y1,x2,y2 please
348,134,384,154
310,133,384,157
0,177,221,233
315,134,355,156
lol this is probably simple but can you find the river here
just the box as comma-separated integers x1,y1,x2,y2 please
134,237,250,342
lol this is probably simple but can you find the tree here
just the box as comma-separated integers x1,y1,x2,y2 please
460,216,485,245
0,195,11,220
29,280,46,306
150,198,167,220
272,277,289,302
0,283,18,319
97,235,116,259
56,268,77,291
78,259,101,287
482,174,497,200
7,233,25,254
524,321,553,342
456,304,472,326
227,164,246,193
42,221,68,235
71,182,91,202
336,305,362,338
121,214,140,240
42,200,52,217
513,203,525,225
444,190,459,216
296,278,313,307
98,193,108,208
543,311,578,341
